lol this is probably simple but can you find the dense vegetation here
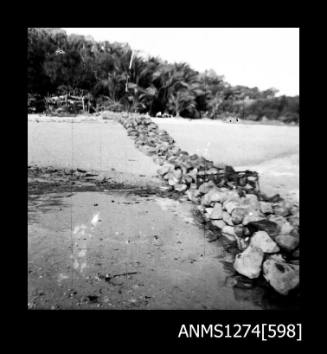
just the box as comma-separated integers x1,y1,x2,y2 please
28,28,299,123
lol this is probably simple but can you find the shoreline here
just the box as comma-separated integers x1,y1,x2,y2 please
28,113,299,128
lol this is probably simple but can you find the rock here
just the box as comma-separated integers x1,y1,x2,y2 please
183,175,193,185
235,235,249,251
233,246,264,279
168,176,179,186
224,190,240,203
250,231,280,253
201,189,226,206
259,201,273,214
174,183,188,192
209,203,223,220
246,219,280,238
198,180,216,194
234,225,244,238
211,220,226,229
263,256,299,295
288,215,300,228
160,185,173,192
275,234,299,252
291,248,300,259
242,210,265,225
231,207,248,225
280,221,294,235
204,207,214,219
289,259,300,266
223,200,240,214
273,201,291,217
221,226,237,242
186,189,200,203
290,227,299,239
289,204,299,215
222,211,234,225
268,215,295,235
241,194,260,210
157,164,172,176
244,183,254,191
172,168,183,180
292,248,300,259
186,168,198,182
206,167,219,175
163,170,173,181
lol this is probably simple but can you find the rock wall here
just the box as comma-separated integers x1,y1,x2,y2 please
117,113,300,296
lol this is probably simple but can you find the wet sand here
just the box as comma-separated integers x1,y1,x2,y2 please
28,117,299,310
28,190,261,309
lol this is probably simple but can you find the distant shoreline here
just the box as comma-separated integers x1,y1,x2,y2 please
28,113,299,128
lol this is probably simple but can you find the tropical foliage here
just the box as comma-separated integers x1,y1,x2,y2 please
28,28,299,123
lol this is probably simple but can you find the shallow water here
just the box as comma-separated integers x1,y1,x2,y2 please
28,191,298,310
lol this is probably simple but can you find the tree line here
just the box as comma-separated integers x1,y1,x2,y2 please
28,28,299,123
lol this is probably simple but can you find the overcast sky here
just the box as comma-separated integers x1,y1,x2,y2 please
63,28,299,96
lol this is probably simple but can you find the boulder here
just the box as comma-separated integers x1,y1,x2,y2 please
224,190,241,203
204,207,214,218
168,176,179,186
198,181,216,194
234,225,244,238
186,189,200,203
223,200,240,214
186,168,198,182
163,170,173,181
206,167,219,175
235,235,249,251
233,246,264,279
241,194,260,210
250,231,280,253
222,211,234,225
183,175,193,185
268,215,295,235
246,219,280,238
231,207,248,225
174,183,188,192
273,201,291,217
290,227,299,239
288,215,300,228
173,168,183,180
157,164,172,176
259,201,273,214
292,248,300,259
242,210,265,225
280,221,294,235
275,234,299,252
209,203,223,220
201,189,227,206
263,256,299,295
244,183,254,191
221,225,237,242
290,204,299,215
211,220,226,229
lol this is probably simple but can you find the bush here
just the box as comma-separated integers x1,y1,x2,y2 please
28,93,45,113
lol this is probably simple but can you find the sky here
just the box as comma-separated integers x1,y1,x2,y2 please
63,28,299,96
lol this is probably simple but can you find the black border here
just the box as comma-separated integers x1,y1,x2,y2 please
7,15,313,346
